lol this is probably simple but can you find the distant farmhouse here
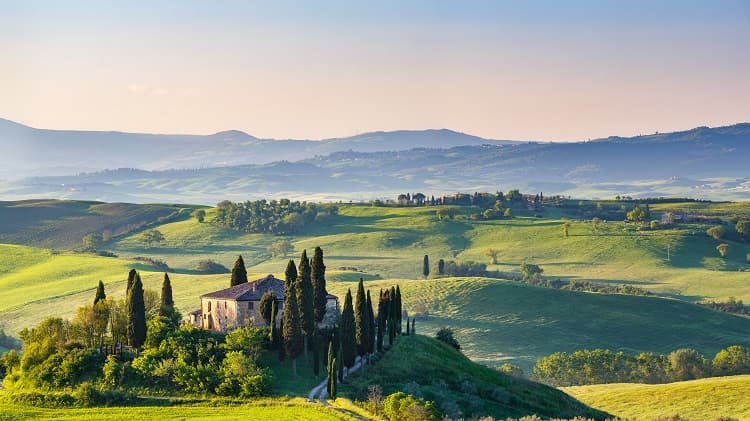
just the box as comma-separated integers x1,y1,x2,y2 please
189,274,338,332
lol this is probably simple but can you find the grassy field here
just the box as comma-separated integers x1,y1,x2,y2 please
328,278,750,372
0,398,361,420
343,334,609,420
563,375,750,420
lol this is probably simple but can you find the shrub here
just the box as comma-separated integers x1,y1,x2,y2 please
382,392,439,421
497,363,525,378
195,260,229,274
435,328,460,351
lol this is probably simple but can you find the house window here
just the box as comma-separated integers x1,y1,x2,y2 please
225,301,227,309
248,302,254,310
208,301,211,311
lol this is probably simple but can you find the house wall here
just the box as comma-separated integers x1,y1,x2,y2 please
201,298,239,332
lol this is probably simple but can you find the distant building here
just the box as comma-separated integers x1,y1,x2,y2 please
192,274,338,332
661,211,686,225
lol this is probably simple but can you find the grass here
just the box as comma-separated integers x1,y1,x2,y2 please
343,334,609,420
0,398,360,420
563,375,750,420
327,278,750,372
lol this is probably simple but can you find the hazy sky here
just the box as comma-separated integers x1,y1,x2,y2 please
1,0,749,141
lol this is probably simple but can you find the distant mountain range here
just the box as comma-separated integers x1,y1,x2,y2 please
1,118,749,204
0,118,517,178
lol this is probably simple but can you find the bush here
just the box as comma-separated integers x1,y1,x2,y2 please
195,260,229,274
497,363,524,378
712,345,750,376
382,391,439,421
669,348,711,381
435,328,460,351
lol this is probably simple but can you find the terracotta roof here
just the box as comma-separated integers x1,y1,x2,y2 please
200,274,337,301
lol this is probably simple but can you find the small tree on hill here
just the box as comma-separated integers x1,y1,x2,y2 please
82,233,103,251
591,217,602,231
707,225,726,241
437,259,445,275
141,229,165,247
422,255,429,278
435,327,460,351
94,280,106,305
268,239,293,257
485,249,499,265
736,219,750,240
520,262,543,281
259,290,276,325
194,209,206,223
230,255,248,286
562,221,571,238
716,243,730,258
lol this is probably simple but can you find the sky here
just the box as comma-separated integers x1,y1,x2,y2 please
1,0,749,141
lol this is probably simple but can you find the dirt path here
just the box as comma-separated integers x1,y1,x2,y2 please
308,355,370,420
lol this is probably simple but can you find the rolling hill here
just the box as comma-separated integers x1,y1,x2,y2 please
563,375,750,420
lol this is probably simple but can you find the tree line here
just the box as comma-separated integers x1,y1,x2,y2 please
532,345,750,386
213,199,337,234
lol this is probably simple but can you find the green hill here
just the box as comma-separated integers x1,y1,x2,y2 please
563,375,750,420
344,335,609,420
327,278,750,372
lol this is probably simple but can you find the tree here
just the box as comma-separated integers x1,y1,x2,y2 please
160,273,173,309
435,327,460,350
82,233,103,251
282,279,303,377
259,290,276,325
355,279,370,357
562,221,571,237
712,345,750,376
395,285,402,334
388,286,397,346
716,243,730,258
650,220,660,230
230,255,248,286
140,229,165,247
194,209,206,223
411,318,415,335
297,250,314,359
94,280,106,305
437,259,445,275
284,259,297,295
268,239,294,258
591,217,602,231
366,290,375,355
422,255,429,278
707,225,726,240
377,289,387,352
126,269,137,293
311,246,328,324
626,207,647,223
520,262,543,281
486,249,499,265
126,272,147,349
736,219,750,239
669,348,711,381
269,299,278,349
312,331,320,377
503,208,513,218
327,341,336,398
340,289,356,370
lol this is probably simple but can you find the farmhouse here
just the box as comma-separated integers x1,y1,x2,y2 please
194,274,338,332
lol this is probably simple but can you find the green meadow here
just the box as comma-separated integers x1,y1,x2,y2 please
563,375,750,420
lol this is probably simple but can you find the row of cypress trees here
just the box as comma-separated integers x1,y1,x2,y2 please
94,270,175,352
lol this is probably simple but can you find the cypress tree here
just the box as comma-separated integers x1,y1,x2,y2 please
230,255,248,286
313,330,320,377
94,280,106,305
366,290,375,354
311,246,328,324
438,259,445,275
388,286,397,345
376,289,387,352
269,299,278,349
340,289,356,370
126,269,137,293
326,341,335,396
259,290,276,325
284,259,297,295
160,273,173,309
331,357,338,399
405,318,410,336
411,317,416,335
354,279,368,357
395,285,403,334
126,272,146,349
337,345,344,382
277,316,286,362
297,250,314,359
282,279,303,377
423,255,430,278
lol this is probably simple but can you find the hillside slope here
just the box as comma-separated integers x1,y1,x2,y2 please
327,278,750,372
563,375,750,420
344,335,609,420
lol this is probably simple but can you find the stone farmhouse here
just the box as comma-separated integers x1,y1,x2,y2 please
189,274,338,332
